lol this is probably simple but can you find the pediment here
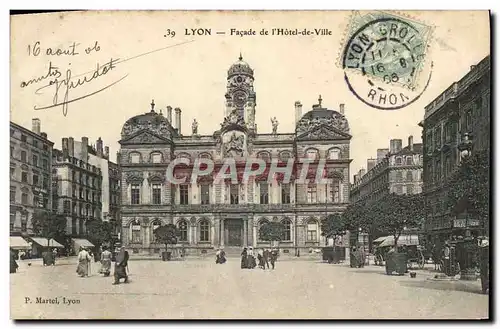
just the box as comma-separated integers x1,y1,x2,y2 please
297,124,351,140
119,130,172,145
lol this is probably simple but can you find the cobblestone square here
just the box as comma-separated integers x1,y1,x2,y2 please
10,258,489,319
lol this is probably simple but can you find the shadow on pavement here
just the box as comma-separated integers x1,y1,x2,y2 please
399,279,484,294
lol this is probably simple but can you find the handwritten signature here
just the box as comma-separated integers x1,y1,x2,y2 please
25,58,127,116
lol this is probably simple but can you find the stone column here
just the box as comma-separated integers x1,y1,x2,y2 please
211,223,215,246
220,219,225,247
243,218,248,247
252,224,257,247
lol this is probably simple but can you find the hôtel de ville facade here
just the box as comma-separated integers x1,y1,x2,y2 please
118,56,353,256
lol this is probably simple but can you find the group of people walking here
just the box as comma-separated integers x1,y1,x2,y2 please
241,247,278,270
76,246,130,285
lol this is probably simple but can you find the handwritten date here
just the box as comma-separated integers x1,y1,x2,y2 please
28,41,100,57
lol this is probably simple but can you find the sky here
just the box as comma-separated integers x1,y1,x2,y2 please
10,10,490,182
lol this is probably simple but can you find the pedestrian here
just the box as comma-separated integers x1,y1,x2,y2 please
100,246,112,277
10,249,19,274
240,247,248,269
257,248,265,269
215,248,221,264
247,247,256,269
76,247,91,277
263,249,270,269
113,246,129,285
219,248,227,264
270,248,278,270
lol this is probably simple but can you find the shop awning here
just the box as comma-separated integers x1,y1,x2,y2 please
373,236,387,243
10,236,31,250
378,235,420,248
30,237,64,248
72,238,95,249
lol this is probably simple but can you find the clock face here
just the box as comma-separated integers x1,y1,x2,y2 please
233,91,247,107
236,76,243,83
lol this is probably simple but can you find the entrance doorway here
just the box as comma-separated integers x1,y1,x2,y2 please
225,219,243,246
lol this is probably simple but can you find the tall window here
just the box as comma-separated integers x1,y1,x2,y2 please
306,149,318,160
10,189,16,203
131,219,141,243
21,193,28,205
21,221,27,232
33,195,40,208
10,146,14,158
178,220,188,242
21,172,28,183
331,181,340,203
200,184,210,204
406,171,413,181
465,110,472,131
130,153,140,164
395,157,402,165
406,156,413,165
230,184,239,204
307,219,318,242
21,151,27,162
33,154,39,167
21,135,27,142
42,158,48,170
395,171,403,182
258,220,270,240
32,174,39,186
10,211,15,230
131,184,140,205
282,219,292,241
307,184,317,203
281,184,291,204
152,184,162,204
406,185,414,195
151,220,161,242
328,148,340,160
260,183,269,204
151,153,162,163
179,184,189,205
199,219,210,242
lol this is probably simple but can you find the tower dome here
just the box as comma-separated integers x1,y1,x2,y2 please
227,53,254,77
121,100,173,140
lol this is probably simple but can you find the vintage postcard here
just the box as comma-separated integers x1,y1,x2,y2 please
9,10,490,320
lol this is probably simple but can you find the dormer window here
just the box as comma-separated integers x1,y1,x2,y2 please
151,153,162,164
306,149,319,160
130,153,140,164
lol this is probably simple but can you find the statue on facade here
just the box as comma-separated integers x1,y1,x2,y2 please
271,117,279,135
224,132,245,157
192,119,198,135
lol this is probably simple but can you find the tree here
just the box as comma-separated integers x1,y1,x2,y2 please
153,224,180,253
447,150,490,236
373,193,425,247
320,213,347,245
259,222,285,247
31,210,67,247
86,220,114,250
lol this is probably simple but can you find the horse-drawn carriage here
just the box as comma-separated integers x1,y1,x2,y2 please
372,235,426,269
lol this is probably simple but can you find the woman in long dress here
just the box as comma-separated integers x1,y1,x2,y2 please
76,247,91,277
247,247,256,269
240,248,248,269
100,246,112,276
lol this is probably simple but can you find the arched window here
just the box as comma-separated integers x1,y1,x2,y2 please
282,219,292,241
130,152,141,164
199,152,212,159
257,151,271,163
406,171,413,181
406,156,413,165
395,157,402,165
279,151,291,162
151,219,161,242
258,219,270,241
21,151,27,162
151,152,162,164
305,149,319,160
328,148,341,160
306,219,318,242
178,220,188,242
130,219,142,243
199,219,210,242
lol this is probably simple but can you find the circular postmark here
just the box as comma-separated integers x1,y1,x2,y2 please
342,15,433,110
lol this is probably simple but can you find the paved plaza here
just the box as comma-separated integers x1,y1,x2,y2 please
11,257,489,320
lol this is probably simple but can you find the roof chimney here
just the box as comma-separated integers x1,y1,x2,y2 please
367,158,377,171
408,135,414,151
104,146,109,158
81,137,88,161
470,65,476,71
389,139,403,154
62,138,69,159
68,137,74,157
339,103,345,115
167,106,173,124
32,118,41,135
96,137,103,157
175,107,182,135
294,101,303,124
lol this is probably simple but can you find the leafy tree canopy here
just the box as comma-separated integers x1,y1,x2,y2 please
86,220,114,247
31,210,67,246
320,213,346,239
259,222,285,244
154,224,180,251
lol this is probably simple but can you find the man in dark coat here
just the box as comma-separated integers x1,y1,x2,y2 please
270,249,278,270
263,249,270,269
113,247,129,285
10,249,19,274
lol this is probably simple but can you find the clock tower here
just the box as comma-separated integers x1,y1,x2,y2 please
225,53,257,131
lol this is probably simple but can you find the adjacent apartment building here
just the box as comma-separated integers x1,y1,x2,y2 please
10,119,53,235
420,55,490,243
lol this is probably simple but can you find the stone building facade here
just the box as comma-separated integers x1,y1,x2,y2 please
10,119,53,235
420,55,490,242
350,136,424,204
118,56,352,255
